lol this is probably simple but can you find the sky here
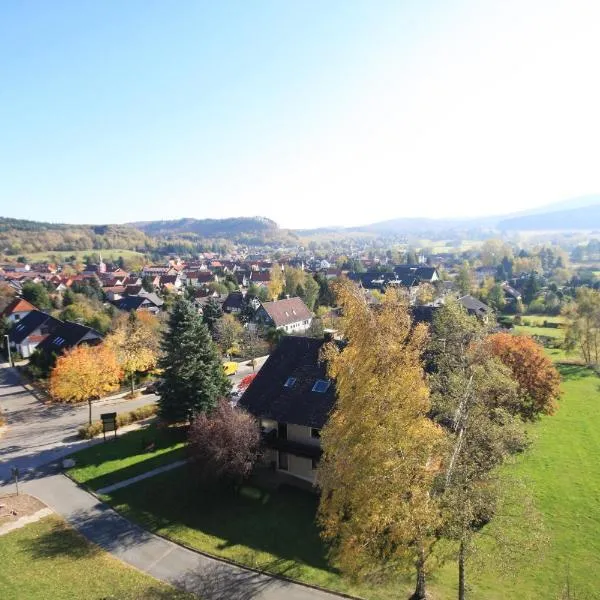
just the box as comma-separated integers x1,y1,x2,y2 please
1,0,600,229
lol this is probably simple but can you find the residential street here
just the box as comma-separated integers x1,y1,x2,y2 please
0,365,158,483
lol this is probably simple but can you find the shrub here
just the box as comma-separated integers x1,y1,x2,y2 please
188,399,260,487
78,421,103,439
77,404,158,439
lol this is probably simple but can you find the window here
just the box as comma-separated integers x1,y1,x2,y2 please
312,379,331,393
311,428,321,439
278,422,287,440
284,377,296,388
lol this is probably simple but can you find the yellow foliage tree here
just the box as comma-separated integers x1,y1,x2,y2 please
105,311,160,395
318,279,446,599
50,344,122,424
267,263,284,301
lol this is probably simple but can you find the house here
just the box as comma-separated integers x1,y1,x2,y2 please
1,297,38,324
458,295,492,321
240,336,339,484
393,265,439,283
183,271,216,287
159,274,182,290
255,297,313,333
501,282,522,303
36,321,103,356
111,294,163,314
249,271,271,287
222,291,260,314
8,310,62,357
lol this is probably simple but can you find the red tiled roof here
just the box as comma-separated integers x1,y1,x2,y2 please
1,297,37,317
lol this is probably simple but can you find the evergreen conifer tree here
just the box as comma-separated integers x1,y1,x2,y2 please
158,298,231,422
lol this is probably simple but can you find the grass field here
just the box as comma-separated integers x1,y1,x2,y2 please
68,424,187,491
0,516,192,600
432,363,600,599
11,248,146,263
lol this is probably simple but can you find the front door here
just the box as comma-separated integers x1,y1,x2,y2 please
278,451,289,471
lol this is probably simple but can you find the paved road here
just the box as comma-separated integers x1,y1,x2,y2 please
0,365,157,482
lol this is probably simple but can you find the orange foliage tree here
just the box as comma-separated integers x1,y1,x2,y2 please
50,344,122,424
486,332,560,420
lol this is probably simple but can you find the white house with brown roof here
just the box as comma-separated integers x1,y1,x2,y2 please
1,298,37,324
255,297,313,333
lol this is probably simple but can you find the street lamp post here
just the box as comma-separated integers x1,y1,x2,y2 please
4,334,12,367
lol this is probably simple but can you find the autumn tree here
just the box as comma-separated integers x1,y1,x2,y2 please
213,313,244,356
486,333,560,420
429,300,530,599
564,287,600,365
240,327,267,370
0,282,16,312
317,279,445,599
157,298,230,423
106,311,160,395
50,344,122,424
455,263,474,296
267,263,284,300
187,399,260,487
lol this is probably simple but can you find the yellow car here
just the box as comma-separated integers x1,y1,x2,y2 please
223,361,239,376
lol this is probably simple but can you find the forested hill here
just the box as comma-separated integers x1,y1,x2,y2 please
130,216,276,235
0,216,298,257
129,216,299,245
0,217,149,255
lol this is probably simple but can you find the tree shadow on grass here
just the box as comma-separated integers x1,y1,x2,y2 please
18,519,101,560
173,559,296,600
107,468,333,573
558,364,594,381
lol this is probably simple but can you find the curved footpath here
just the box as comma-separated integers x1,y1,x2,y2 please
21,473,343,600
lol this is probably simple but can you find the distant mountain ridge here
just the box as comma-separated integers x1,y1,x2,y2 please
499,203,600,231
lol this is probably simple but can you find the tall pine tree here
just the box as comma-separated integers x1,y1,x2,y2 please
158,298,231,422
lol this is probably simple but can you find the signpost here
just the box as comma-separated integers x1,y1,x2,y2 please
100,412,118,441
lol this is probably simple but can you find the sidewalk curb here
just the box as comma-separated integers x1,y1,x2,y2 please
62,471,363,600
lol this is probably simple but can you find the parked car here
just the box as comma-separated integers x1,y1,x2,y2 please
142,381,159,394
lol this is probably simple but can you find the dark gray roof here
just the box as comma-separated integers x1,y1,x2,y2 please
222,292,245,312
9,310,61,344
111,294,162,311
458,295,491,316
240,336,338,429
393,265,438,281
36,321,103,355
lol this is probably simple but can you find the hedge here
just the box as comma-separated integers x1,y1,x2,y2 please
78,404,157,439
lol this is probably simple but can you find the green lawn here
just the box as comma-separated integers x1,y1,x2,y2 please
0,516,193,600
432,364,600,599
513,324,565,339
68,424,187,491
105,470,414,600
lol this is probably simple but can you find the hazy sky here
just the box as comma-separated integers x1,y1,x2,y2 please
2,0,600,228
